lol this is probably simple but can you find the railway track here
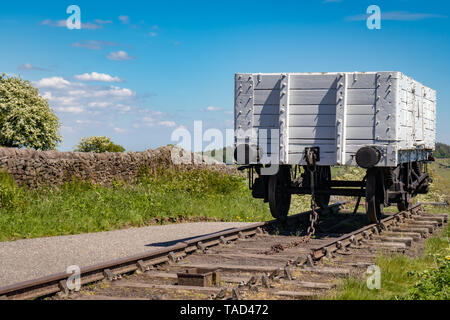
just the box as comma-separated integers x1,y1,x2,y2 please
0,202,447,300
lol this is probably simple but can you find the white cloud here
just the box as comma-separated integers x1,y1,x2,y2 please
82,22,103,30
109,86,134,97
158,121,176,127
74,72,123,83
72,40,117,50
202,106,221,112
118,15,130,24
53,96,76,106
42,92,53,100
18,63,47,71
35,77,71,89
148,32,158,37
68,90,87,96
142,116,155,126
34,76,176,142
347,11,447,21
115,104,132,113
107,51,135,61
61,126,76,133
34,77,137,115
141,115,171,127
114,127,126,133
41,19,67,27
55,106,84,114
95,19,112,25
40,19,104,30
88,102,111,108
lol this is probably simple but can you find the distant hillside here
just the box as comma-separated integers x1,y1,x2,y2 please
435,142,450,158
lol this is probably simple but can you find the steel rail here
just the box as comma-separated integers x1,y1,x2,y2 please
0,202,346,300
310,204,428,260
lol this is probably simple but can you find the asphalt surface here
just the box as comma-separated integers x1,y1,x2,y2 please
0,222,252,287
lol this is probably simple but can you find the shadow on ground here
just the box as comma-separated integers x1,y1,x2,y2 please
145,228,238,247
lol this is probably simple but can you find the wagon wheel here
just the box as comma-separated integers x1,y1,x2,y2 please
365,168,383,224
315,166,331,210
268,166,292,222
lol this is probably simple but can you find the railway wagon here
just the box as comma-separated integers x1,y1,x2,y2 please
234,72,436,224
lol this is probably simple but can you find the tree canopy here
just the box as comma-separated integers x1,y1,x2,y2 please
75,136,126,153
0,74,61,150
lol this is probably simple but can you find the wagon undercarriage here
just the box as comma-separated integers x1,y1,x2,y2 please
241,159,433,224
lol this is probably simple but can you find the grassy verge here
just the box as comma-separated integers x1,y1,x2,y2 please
0,167,275,241
328,222,449,300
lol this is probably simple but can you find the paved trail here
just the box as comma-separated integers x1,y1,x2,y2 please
0,222,252,287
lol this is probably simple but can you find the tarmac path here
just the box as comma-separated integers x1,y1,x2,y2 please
0,222,252,287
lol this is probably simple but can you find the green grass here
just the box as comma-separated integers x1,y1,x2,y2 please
328,223,449,300
0,167,275,241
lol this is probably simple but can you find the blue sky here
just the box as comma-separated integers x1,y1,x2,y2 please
0,0,449,151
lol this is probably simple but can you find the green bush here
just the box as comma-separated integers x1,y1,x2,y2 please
75,136,125,153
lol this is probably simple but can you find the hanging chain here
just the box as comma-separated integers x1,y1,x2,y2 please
305,148,319,240
307,166,319,237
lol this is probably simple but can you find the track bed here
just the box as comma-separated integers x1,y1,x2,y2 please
26,204,445,301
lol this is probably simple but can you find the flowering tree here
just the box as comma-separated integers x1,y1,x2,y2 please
0,74,61,150
75,136,125,153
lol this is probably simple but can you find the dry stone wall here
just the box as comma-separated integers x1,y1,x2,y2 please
0,146,236,188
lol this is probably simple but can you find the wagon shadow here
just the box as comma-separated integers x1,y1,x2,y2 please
266,210,385,239
145,228,237,247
